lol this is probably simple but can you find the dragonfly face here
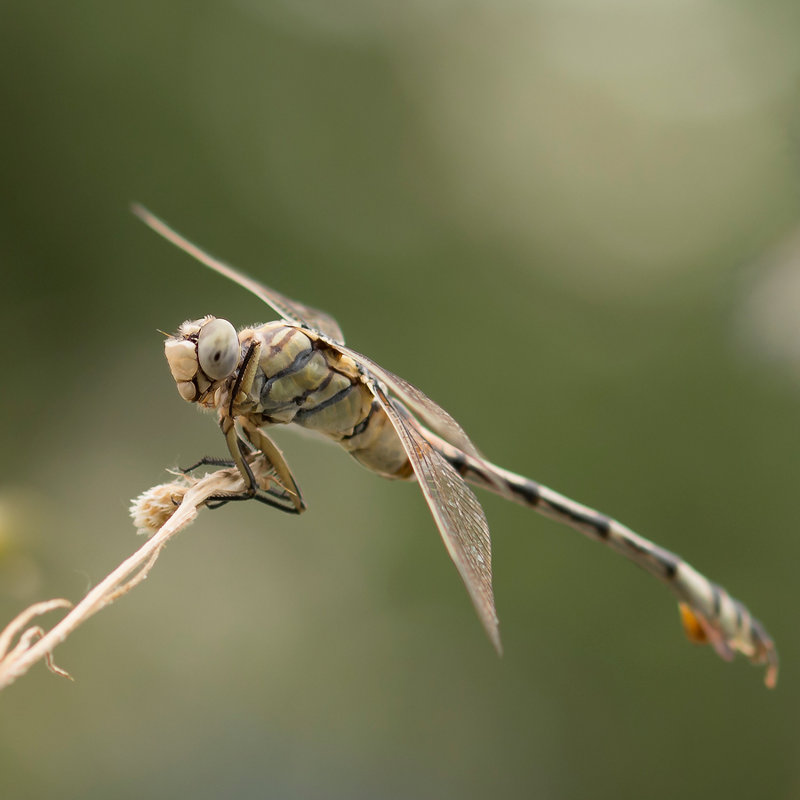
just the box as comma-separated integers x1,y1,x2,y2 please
165,316,241,404
137,204,778,686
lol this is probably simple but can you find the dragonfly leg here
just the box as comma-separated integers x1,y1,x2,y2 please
183,428,267,474
181,447,299,511
181,456,236,473
205,490,299,514
240,420,306,513
213,416,305,514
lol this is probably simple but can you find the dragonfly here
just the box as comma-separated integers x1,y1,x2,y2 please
133,204,778,687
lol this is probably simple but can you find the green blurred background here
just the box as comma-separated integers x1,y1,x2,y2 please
1,2,799,798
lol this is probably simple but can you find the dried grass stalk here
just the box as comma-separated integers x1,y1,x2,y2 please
0,464,268,691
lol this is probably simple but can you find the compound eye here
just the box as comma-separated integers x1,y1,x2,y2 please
197,318,239,380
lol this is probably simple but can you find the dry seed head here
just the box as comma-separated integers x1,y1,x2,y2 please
129,481,188,536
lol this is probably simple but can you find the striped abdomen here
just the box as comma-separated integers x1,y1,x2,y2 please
421,425,778,686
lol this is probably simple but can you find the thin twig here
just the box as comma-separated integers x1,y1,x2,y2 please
0,599,73,660
0,464,267,691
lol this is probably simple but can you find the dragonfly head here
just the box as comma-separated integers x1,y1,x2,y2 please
164,316,240,403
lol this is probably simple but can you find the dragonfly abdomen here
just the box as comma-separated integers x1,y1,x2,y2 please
340,401,413,478
426,427,777,685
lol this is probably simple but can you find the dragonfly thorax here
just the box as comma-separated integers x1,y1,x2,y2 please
239,321,367,428
214,322,407,478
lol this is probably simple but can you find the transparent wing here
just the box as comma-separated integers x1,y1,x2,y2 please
132,204,346,343
369,382,500,653
334,344,482,459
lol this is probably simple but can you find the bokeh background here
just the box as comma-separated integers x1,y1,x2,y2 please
1,2,799,798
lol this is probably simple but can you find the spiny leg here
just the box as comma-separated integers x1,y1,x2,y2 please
181,456,236,472
240,420,305,513
204,338,305,513
205,490,300,514
214,416,306,514
200,418,301,513
182,420,263,474
181,448,297,512
420,425,778,687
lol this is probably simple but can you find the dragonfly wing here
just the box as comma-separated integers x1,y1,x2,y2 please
132,204,346,343
333,344,482,459
369,382,500,653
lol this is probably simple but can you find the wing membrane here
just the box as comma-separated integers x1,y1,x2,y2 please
132,204,346,343
370,383,500,653
335,345,482,459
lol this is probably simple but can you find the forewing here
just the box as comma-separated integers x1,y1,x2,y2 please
335,344,482,459
133,204,346,343
370,383,501,653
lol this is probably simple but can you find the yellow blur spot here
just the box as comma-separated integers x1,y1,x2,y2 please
679,603,708,645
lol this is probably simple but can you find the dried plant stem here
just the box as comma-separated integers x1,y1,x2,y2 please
0,467,254,691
